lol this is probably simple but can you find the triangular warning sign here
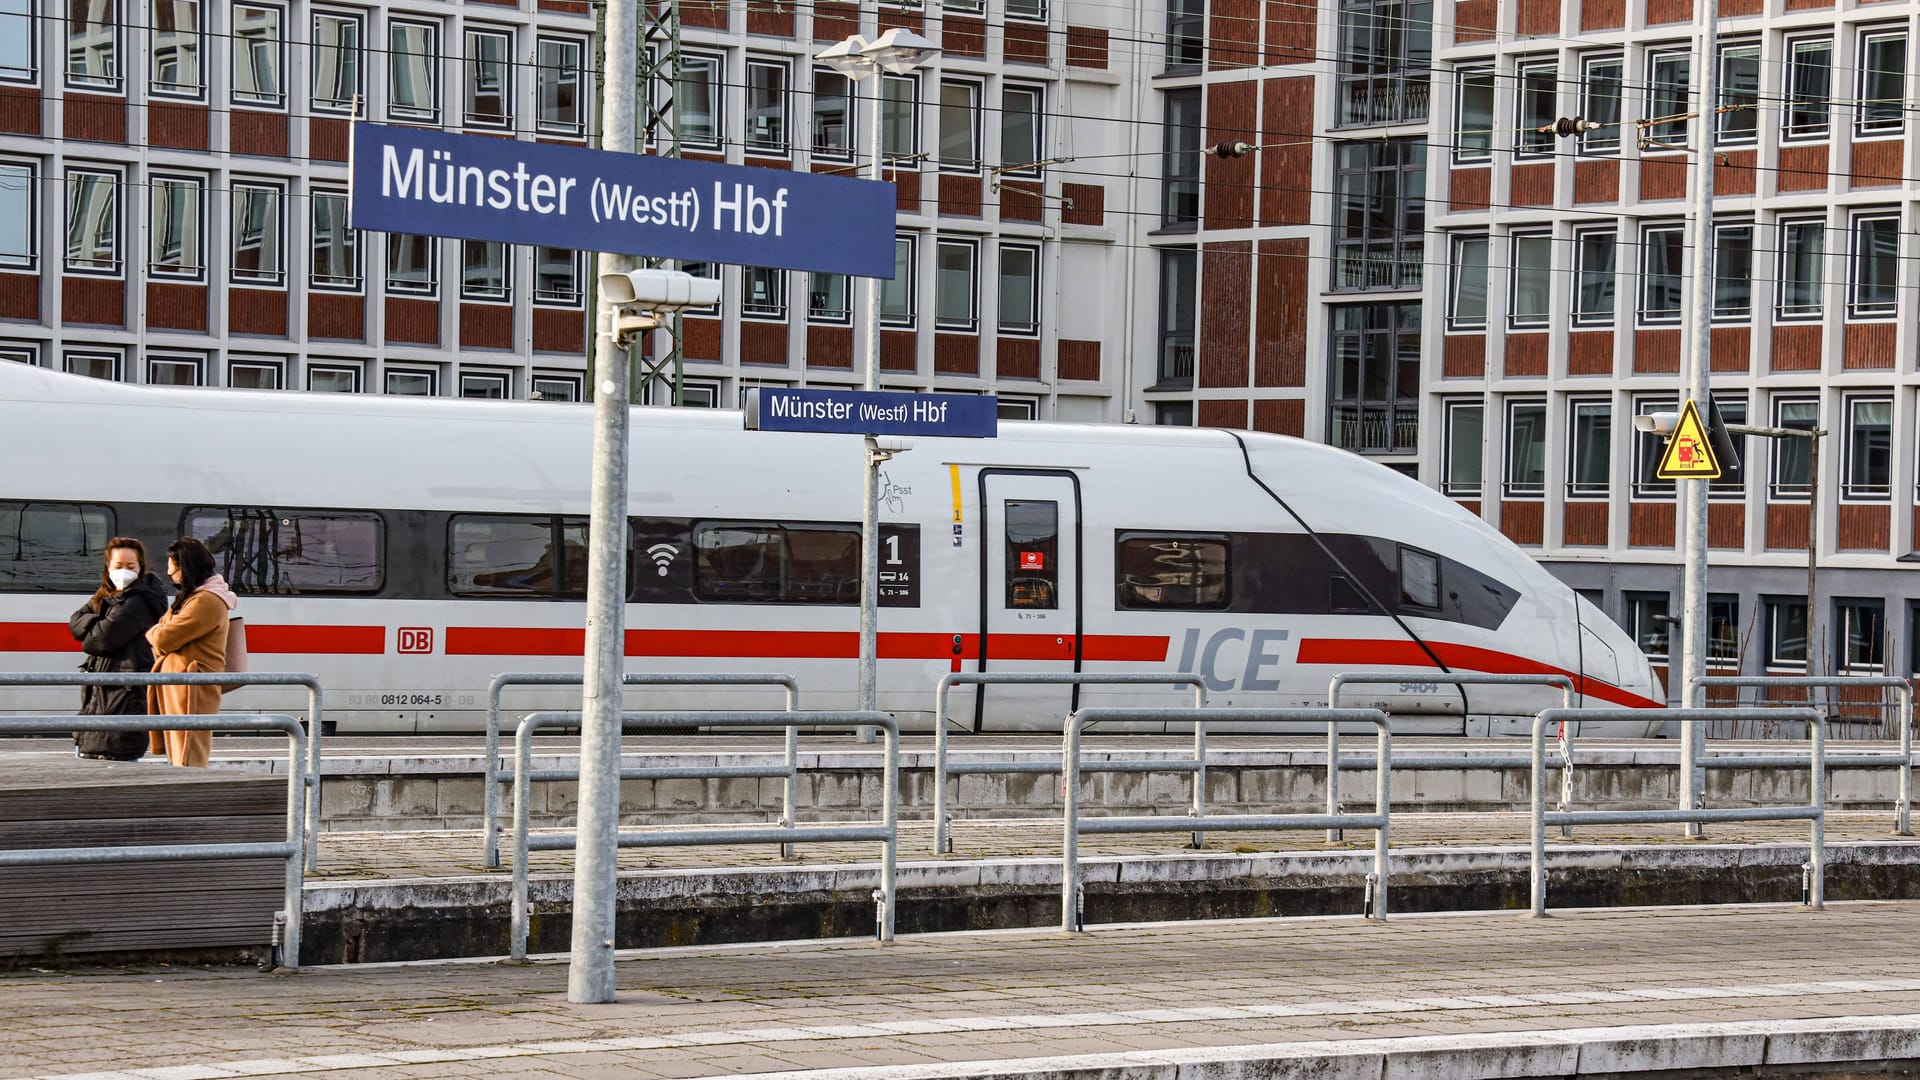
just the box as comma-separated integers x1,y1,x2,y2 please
1656,399,1721,479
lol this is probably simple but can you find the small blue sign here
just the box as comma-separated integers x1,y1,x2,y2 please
744,388,998,439
349,122,896,278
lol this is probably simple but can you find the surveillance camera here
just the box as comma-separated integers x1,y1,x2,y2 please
1633,411,1678,436
870,436,914,454
599,269,721,313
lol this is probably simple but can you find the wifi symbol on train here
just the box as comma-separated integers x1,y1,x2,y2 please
646,543,678,577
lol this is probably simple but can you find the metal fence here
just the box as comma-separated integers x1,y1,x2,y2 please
1528,707,1826,917
0,672,325,870
482,672,803,866
1060,707,1393,931
509,708,898,961
0,712,308,969
931,672,1208,854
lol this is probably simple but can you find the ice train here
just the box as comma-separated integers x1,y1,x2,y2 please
0,362,1662,735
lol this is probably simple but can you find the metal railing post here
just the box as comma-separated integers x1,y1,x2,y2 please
1061,711,1082,933
511,715,536,961
1190,717,1207,849
1530,718,1548,917
881,714,899,941
1371,716,1391,920
1810,713,1827,910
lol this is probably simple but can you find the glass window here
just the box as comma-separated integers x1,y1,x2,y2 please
742,266,785,319
531,373,581,401
1646,50,1691,145
1329,302,1421,455
186,507,382,594
385,369,434,396
67,0,117,89
1784,37,1831,140
694,523,860,605
1399,547,1440,609
65,350,120,379
1515,60,1556,157
1001,86,1042,172
387,234,437,295
938,81,979,170
1442,400,1483,497
231,4,283,108
448,516,572,597
1717,42,1759,144
148,175,202,279
1007,0,1045,20
998,244,1039,334
310,189,358,290
0,502,114,590
1505,399,1547,497
1448,234,1487,328
1336,0,1432,127
461,372,508,398
1712,223,1752,320
1568,400,1611,497
0,161,31,269
461,239,508,301
0,0,31,83
1004,500,1058,609
746,60,787,153
674,54,720,148
1332,138,1425,291
1625,592,1672,659
1161,88,1201,227
464,28,511,128
146,354,201,386
1115,534,1229,610
1708,594,1739,664
808,271,848,323
64,169,119,275
1640,224,1684,324
228,359,281,389
1771,398,1820,497
1836,598,1886,671
1844,397,1893,498
1859,29,1907,134
306,364,358,392
1768,597,1809,668
1166,0,1205,70
882,235,916,326
1777,218,1825,320
881,73,917,158
1850,213,1899,318
1454,67,1494,162
229,181,282,285
1710,395,1748,496
1574,230,1615,326
812,69,851,158
534,247,580,305
1579,56,1622,153
311,11,361,113
1632,396,1676,498
151,0,200,98
1158,246,1196,383
388,21,439,121
935,239,976,331
1508,232,1551,328
535,37,583,134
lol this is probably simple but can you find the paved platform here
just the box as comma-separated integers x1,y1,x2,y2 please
11,903,1920,1079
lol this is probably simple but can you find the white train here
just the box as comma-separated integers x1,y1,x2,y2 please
0,362,1662,736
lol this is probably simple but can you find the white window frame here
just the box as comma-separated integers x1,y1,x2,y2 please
811,68,854,160
385,367,438,396
531,372,583,401
881,73,919,159
230,3,285,109
881,234,917,328
64,166,122,277
744,57,790,157
1000,84,1044,175
1766,596,1810,671
65,0,120,92
1715,40,1760,146
1776,216,1826,322
1711,221,1754,322
147,172,205,281
1835,598,1887,673
387,20,441,123
1770,396,1821,500
1566,398,1612,499
807,271,850,324
996,242,1040,336
460,239,510,303
534,36,585,136
306,362,362,393
463,27,513,131
1644,48,1691,147
0,0,36,85
309,187,360,292
1453,66,1494,164
673,53,722,150
459,370,509,398
1006,0,1046,22
1842,394,1894,501
997,395,1038,419
228,356,283,389
229,178,285,286
533,246,583,307
1447,233,1488,330
310,9,363,115
1513,58,1557,159
150,0,203,101
1783,35,1833,142
63,348,123,381
145,352,204,386
937,79,982,172
1504,398,1548,498
934,237,978,332
1857,27,1908,137
1572,228,1616,327
386,233,439,296
1848,211,1900,319
1441,398,1485,498
1632,396,1678,500
0,344,38,365
1578,54,1623,155
1507,232,1552,329
741,265,787,321
1639,223,1685,326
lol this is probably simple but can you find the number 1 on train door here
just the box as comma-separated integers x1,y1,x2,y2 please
977,471,1082,731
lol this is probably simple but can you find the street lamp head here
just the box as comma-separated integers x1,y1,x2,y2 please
813,34,873,78
862,27,940,74
1633,411,1679,436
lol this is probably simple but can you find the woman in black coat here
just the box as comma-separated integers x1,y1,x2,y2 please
69,537,169,760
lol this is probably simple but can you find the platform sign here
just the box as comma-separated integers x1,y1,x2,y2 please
743,388,999,439
348,122,896,277
1656,399,1722,480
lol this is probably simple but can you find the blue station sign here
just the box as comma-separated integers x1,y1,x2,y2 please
744,388,998,439
349,122,897,278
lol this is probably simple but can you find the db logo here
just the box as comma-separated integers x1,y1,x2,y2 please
1020,550,1045,571
398,627,434,654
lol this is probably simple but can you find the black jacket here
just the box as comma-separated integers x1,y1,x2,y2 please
69,572,170,716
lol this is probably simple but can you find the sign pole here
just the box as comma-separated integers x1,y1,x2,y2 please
569,0,636,1005
856,78,887,742
1678,0,1718,836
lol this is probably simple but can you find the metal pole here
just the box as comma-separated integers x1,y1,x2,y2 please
854,73,886,745
1810,714,1826,909
568,0,636,1005
1061,712,1081,933
1807,433,1820,682
1530,715,1548,916
1189,717,1206,848
1371,719,1390,920
1899,681,1913,835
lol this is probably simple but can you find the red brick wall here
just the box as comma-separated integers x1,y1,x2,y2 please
1582,0,1626,29
146,282,207,332
309,293,364,341
1852,139,1903,188
532,307,584,354
0,84,39,136
1777,144,1829,193
1198,242,1251,388
1711,326,1750,373
1501,502,1544,546
62,277,125,327
806,325,852,368
1568,331,1613,376
1837,504,1890,551
1843,322,1896,369
1647,0,1691,22
999,181,1043,223
881,329,916,371
1771,324,1822,371
1629,502,1677,547
1717,150,1757,196
996,337,1039,379
1062,183,1104,226
1517,0,1560,34
231,288,288,337
938,174,981,218
1640,157,1688,200
0,272,39,320
1264,0,1315,63
742,321,789,366
1004,21,1048,65
933,333,978,375
1634,329,1681,374
944,17,987,59
1455,0,1496,40
1199,399,1249,429
231,110,289,158
1255,238,1306,387
310,118,350,163
1510,162,1554,207
1709,503,1745,549
1450,169,1490,212
1260,77,1313,227
1504,333,1547,377
681,317,722,360
381,296,435,345
459,304,513,350
1253,397,1304,436
1065,26,1108,68
1573,160,1619,204
1564,502,1608,546
1204,81,1257,229
1443,335,1485,378
1765,503,1810,550
148,102,207,151
1058,339,1101,381
1208,0,1260,69
63,94,125,143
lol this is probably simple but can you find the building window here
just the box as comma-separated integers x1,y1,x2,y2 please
311,11,361,114
1632,397,1677,499
882,235,917,327
535,37,583,135
1157,246,1196,385
1625,592,1672,660
1766,597,1809,669
1784,37,1831,141
1442,399,1484,497
1713,222,1753,321
388,21,439,122
675,260,722,315
1505,399,1547,497
533,247,580,305
1708,594,1740,665
1573,229,1616,326
1770,397,1820,498
464,28,511,129
741,59,788,155
146,353,203,386
385,368,436,396
0,344,36,365
1006,0,1045,21
1568,400,1611,498
147,174,203,280
812,69,852,158
1161,88,1201,228
461,240,508,301
1716,42,1759,145
1710,395,1748,497
997,243,1039,335
742,266,786,320
1515,60,1556,157
1579,56,1623,154
1329,302,1420,455
307,363,360,393
231,4,283,108
1335,0,1431,127
1843,396,1893,499
151,0,200,99
808,272,849,323
669,53,720,148
228,357,281,389
1001,86,1043,173
1454,67,1494,163
1332,138,1425,291
64,168,119,276
1639,224,1683,324
938,80,980,170
386,234,437,296
0,0,33,83
0,160,32,270
460,371,508,398
64,349,122,380
531,373,581,401
1777,217,1825,321
881,73,917,158
1167,0,1205,70
935,239,977,331
1835,598,1886,671
1849,213,1899,318
1858,29,1907,135
1645,50,1691,146
229,181,282,285
998,396,1038,420
66,0,118,90
1448,234,1488,329
1508,232,1551,328
310,189,358,291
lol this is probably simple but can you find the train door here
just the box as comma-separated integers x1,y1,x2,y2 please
975,471,1082,731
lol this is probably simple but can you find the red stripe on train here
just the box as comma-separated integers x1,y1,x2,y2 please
1295,637,1663,710
0,622,383,655
444,627,1170,663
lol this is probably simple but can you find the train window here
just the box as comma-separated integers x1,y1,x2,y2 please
1115,533,1228,610
1330,574,1370,614
0,502,115,591
188,508,384,594
1005,500,1058,609
558,519,589,598
694,522,860,604
1399,547,1440,610
449,516,561,597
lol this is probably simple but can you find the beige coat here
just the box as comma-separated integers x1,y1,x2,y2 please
146,590,229,716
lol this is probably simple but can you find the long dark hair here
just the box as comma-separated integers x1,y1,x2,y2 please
89,537,150,611
166,537,216,615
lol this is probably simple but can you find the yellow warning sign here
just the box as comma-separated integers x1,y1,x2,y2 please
1656,399,1721,479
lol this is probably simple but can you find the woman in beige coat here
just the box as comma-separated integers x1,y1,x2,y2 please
147,538,228,767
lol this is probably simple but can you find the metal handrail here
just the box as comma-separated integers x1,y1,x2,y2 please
510,708,897,961
932,672,1207,854
482,672,802,866
1529,707,1826,917
0,672,325,870
0,712,307,969
1061,707,1393,932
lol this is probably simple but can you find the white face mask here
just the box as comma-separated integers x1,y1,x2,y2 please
107,568,139,590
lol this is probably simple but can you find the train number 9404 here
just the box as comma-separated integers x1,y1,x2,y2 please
1397,682,1440,694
